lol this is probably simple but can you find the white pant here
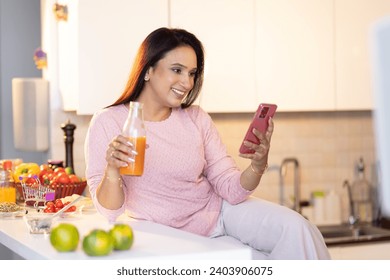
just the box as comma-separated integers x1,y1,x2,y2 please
210,197,331,260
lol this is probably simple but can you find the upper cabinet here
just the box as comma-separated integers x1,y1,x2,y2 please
255,0,335,111
49,0,390,114
255,0,390,112
170,0,257,112
335,0,390,110
56,0,168,115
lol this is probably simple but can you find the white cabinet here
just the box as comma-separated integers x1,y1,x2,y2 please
170,0,258,112
57,0,168,115
328,242,390,260
335,0,390,110
57,0,257,114
52,0,390,114
255,0,335,111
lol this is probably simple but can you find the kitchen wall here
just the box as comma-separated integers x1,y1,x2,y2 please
210,111,377,206
0,0,47,163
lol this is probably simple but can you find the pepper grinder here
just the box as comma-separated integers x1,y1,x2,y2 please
61,120,76,171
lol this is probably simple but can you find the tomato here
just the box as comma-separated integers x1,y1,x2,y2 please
44,207,54,213
54,167,65,175
55,199,64,208
40,164,50,171
65,206,76,212
68,174,80,183
46,201,54,207
39,169,54,185
43,172,55,183
25,176,37,185
38,170,47,182
55,198,63,204
55,173,70,184
43,202,55,213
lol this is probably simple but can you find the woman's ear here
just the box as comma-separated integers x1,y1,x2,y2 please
144,67,152,81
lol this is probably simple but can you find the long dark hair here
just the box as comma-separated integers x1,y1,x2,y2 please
109,27,205,108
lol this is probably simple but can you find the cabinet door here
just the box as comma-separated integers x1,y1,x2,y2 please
170,0,257,113
255,0,334,111
335,0,390,110
58,0,168,115
329,243,390,260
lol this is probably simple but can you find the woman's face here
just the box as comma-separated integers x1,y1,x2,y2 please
144,45,198,108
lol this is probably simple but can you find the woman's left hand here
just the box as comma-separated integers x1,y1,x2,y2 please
239,117,274,173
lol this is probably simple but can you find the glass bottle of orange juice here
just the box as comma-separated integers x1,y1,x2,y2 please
0,161,16,203
120,101,146,176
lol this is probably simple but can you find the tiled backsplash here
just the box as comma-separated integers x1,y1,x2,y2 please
51,109,376,220
210,111,377,212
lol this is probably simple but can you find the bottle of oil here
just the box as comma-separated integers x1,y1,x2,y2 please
120,102,146,176
351,158,373,223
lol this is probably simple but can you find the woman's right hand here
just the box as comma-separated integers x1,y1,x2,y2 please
97,135,134,209
106,135,137,169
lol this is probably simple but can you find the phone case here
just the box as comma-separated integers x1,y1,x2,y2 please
239,103,277,154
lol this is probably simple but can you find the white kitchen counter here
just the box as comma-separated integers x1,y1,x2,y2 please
0,211,251,260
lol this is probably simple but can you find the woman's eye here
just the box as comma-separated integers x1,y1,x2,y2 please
189,71,196,77
172,68,182,74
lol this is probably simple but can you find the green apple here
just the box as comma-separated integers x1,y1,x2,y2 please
65,166,74,175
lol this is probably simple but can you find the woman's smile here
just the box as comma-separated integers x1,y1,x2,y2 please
171,87,186,99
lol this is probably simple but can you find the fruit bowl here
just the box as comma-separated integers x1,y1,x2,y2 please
49,181,87,199
15,181,87,204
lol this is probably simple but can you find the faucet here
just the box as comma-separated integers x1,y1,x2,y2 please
280,158,301,213
343,180,359,226
265,164,283,203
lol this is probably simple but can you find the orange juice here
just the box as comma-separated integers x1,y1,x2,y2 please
120,136,146,176
0,187,16,203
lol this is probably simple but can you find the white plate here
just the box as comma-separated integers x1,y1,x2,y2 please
81,206,97,214
40,211,78,218
0,209,26,218
27,208,79,218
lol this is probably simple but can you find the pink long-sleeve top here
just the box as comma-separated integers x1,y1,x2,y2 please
85,104,253,236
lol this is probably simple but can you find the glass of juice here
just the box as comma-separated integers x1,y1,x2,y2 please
120,102,146,176
119,136,146,176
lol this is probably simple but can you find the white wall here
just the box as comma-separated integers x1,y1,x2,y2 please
0,0,47,163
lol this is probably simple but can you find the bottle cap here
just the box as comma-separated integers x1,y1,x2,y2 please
312,191,325,198
2,160,12,170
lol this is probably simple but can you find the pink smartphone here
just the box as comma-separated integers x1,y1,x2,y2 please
239,103,277,154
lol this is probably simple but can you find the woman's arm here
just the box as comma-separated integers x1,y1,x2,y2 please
96,134,138,209
85,108,134,215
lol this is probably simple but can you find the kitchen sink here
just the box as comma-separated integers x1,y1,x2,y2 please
318,224,390,246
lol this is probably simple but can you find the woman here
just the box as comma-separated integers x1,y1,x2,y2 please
84,27,330,259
